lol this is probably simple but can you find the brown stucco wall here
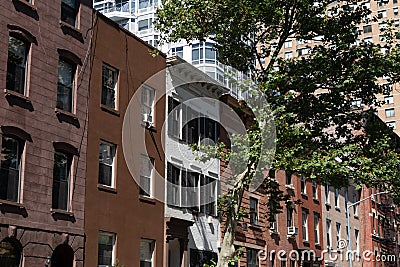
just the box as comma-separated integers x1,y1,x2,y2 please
0,0,92,266
84,14,166,267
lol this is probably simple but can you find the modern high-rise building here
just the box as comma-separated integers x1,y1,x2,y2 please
93,0,251,100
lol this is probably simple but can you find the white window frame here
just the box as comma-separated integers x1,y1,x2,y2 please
140,238,155,267
141,85,155,124
314,213,320,244
98,232,116,267
386,121,396,129
302,210,308,241
336,222,341,247
140,155,154,197
101,64,118,110
334,188,339,209
326,219,332,248
98,141,116,188
384,95,394,105
385,108,395,118
284,40,293,48
300,176,306,195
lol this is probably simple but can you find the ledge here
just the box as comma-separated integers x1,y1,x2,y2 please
50,208,74,217
0,200,27,217
101,105,120,116
59,21,84,43
97,184,117,194
11,0,39,20
55,108,80,128
4,89,34,111
0,199,25,209
139,195,156,205
51,208,75,222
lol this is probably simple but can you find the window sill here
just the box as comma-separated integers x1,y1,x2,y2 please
303,240,310,245
4,89,34,111
97,184,117,194
141,122,157,132
313,198,319,203
249,223,263,229
11,0,39,20
139,195,156,205
55,108,80,127
335,207,341,212
50,208,74,217
354,214,359,219
325,202,331,207
100,105,120,116
0,199,25,209
59,21,84,42
301,193,308,199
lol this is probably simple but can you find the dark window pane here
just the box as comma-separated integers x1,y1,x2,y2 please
52,152,71,210
102,65,117,109
98,142,115,187
0,136,22,202
57,59,75,112
6,36,28,94
61,0,79,26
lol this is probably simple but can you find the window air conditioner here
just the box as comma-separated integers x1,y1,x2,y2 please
288,226,299,236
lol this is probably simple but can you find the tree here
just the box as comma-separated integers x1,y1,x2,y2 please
155,1,400,266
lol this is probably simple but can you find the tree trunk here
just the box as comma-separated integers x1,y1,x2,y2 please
216,172,247,267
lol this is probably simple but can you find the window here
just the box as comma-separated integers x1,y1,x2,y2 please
378,10,387,19
246,248,258,267
102,64,118,109
52,151,72,210
57,58,76,112
380,35,387,42
6,35,29,95
355,229,360,253
182,171,199,210
312,181,317,199
0,136,23,202
61,0,80,27
394,7,399,16
167,97,181,138
250,197,258,225
200,175,217,215
281,260,287,267
363,25,372,33
300,176,306,195
98,141,116,187
138,18,152,31
284,52,293,59
378,0,387,6
190,249,218,267
167,163,180,206
384,95,394,104
395,0,398,4
284,40,292,48
192,43,203,65
287,207,293,227
386,121,396,129
353,193,359,217
271,252,276,267
270,213,277,230
314,213,320,244
326,219,332,248
336,222,341,248
171,46,183,58
334,188,339,208
285,172,292,185
385,108,395,118
302,210,308,241
141,86,155,124
98,232,115,267
140,156,154,197
325,185,330,204
297,48,310,56
139,0,153,9
290,260,296,267
140,239,155,267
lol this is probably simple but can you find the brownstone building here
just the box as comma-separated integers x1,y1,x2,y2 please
0,0,92,266
84,13,166,267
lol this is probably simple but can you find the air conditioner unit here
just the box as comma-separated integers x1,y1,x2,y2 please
287,226,299,236
143,114,153,126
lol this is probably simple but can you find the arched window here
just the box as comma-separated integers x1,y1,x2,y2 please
0,237,22,267
51,244,74,267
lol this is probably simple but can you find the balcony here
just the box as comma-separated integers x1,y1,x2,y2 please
98,2,133,21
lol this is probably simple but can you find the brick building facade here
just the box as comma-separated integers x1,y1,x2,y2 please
0,0,92,266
